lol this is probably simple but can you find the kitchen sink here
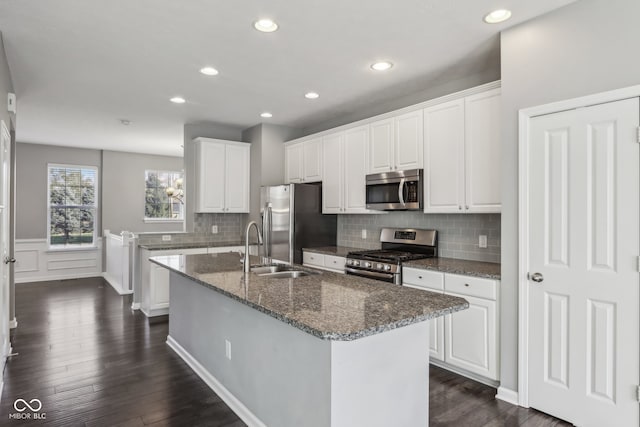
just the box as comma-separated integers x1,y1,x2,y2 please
251,265,289,274
250,264,321,278
257,270,319,279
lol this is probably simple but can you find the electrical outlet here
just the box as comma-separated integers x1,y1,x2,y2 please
225,339,232,360
479,235,488,248
162,235,171,241
361,229,367,239
211,225,218,234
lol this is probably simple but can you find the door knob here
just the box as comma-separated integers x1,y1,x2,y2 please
4,257,15,264
529,272,544,283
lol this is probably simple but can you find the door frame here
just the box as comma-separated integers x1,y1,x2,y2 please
517,84,640,407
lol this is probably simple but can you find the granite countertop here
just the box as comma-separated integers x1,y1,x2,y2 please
150,253,468,341
302,246,363,257
403,257,501,280
139,241,243,250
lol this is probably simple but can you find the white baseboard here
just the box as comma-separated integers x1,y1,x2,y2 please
131,302,141,310
496,386,519,406
15,272,102,284
166,335,266,427
102,273,134,295
9,318,16,329
141,306,169,318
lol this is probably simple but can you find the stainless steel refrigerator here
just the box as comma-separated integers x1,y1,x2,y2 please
260,183,337,265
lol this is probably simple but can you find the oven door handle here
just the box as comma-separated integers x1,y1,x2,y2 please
345,267,395,280
398,178,406,207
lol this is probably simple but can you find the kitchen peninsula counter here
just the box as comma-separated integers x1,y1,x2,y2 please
151,252,468,427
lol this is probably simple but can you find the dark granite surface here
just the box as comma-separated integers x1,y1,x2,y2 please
302,246,363,257
404,257,501,280
140,241,243,250
150,253,468,341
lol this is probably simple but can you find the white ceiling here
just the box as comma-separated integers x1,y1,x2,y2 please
0,0,575,157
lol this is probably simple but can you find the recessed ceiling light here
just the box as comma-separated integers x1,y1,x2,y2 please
305,92,320,99
484,9,512,24
200,67,219,76
120,119,131,126
170,97,186,104
260,112,273,118
371,61,393,71
254,18,279,33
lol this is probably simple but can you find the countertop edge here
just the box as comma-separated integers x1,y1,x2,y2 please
150,257,468,341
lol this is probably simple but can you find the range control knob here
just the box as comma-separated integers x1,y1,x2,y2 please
364,262,372,268
352,260,360,267
384,265,392,271
376,263,383,270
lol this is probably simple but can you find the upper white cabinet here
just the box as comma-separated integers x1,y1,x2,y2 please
368,111,423,174
194,138,250,213
285,138,322,183
424,88,501,213
322,126,372,214
464,89,501,212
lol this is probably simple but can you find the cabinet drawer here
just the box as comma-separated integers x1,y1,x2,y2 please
444,273,497,301
303,251,324,267
324,255,345,271
402,268,444,292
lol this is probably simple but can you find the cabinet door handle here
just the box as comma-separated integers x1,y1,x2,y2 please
4,257,15,264
464,283,470,287
465,205,469,210
458,206,462,210
418,275,423,279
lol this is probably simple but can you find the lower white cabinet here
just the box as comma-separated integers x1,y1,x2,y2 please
140,246,242,317
302,250,346,273
403,267,499,382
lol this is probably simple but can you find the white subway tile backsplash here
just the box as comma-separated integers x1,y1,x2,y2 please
337,212,500,263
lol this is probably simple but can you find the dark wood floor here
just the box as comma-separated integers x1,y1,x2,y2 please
0,277,570,426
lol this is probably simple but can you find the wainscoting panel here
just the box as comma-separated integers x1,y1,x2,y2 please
15,239,103,283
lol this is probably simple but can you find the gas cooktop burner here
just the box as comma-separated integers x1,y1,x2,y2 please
344,228,438,285
347,250,432,262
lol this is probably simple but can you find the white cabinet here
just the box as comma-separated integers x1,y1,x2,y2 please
368,111,423,174
322,127,373,214
302,250,346,273
140,246,242,317
285,138,323,183
464,89,501,212
194,138,250,213
402,267,500,381
423,88,501,213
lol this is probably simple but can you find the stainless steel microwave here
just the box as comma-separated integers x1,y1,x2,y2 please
365,169,423,211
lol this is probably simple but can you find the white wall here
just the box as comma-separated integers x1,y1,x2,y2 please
499,0,640,392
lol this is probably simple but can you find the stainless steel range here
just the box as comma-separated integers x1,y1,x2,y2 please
345,228,437,284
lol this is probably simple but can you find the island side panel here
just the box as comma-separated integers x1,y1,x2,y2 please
167,272,332,427
330,321,430,427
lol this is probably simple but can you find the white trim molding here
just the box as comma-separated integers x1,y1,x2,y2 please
15,238,102,283
166,335,266,427
9,318,17,329
517,83,640,408
496,387,519,406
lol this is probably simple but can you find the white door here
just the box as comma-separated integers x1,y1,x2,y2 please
369,118,394,173
464,89,501,213
0,122,9,362
224,143,250,213
423,99,465,213
344,126,369,213
322,133,343,213
395,110,423,171
528,98,639,426
302,138,323,183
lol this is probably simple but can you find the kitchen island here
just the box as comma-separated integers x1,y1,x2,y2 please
151,253,468,427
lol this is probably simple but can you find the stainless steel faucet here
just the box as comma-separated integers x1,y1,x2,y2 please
243,221,263,273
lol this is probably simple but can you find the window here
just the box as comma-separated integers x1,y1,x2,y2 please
145,170,184,220
48,165,98,248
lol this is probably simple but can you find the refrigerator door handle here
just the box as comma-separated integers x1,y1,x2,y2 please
263,203,272,258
